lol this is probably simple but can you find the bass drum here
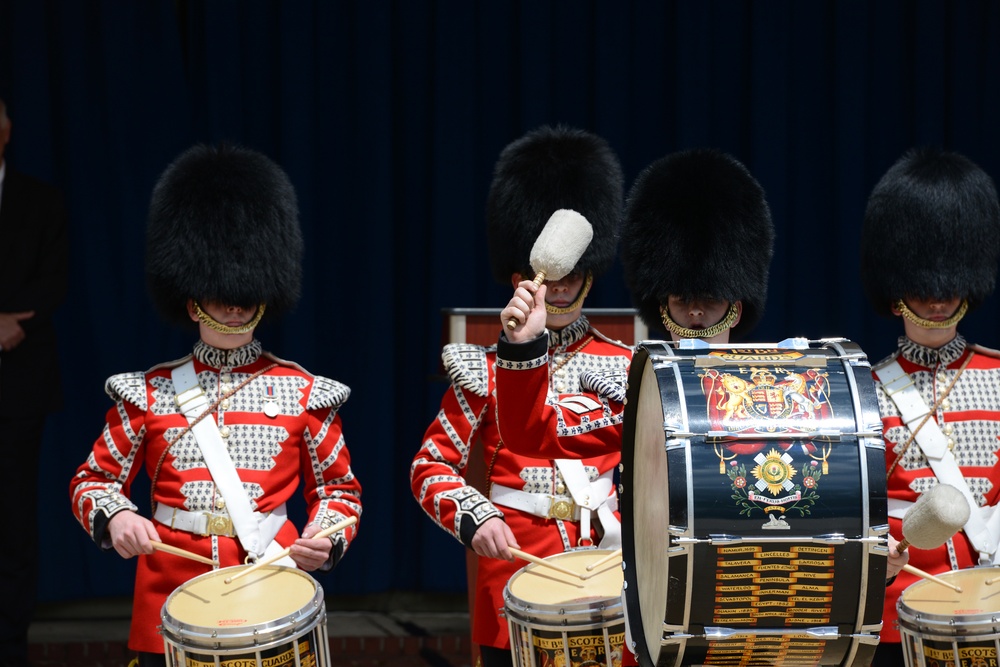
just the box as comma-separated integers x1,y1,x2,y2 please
620,339,887,666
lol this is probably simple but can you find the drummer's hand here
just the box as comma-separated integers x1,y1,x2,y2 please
886,534,909,580
289,524,335,571
471,517,519,561
501,281,547,343
108,511,159,559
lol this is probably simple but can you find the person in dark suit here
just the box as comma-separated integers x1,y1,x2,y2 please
0,97,69,667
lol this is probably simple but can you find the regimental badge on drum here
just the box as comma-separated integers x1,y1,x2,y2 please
700,362,834,529
721,448,825,529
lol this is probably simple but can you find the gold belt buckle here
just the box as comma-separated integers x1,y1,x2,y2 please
206,513,234,537
549,498,574,521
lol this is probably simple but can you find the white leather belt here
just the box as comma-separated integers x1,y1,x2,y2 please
491,485,582,521
154,503,287,541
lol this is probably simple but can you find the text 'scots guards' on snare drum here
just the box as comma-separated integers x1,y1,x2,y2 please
161,565,330,667
898,566,1000,667
619,339,888,667
504,548,626,667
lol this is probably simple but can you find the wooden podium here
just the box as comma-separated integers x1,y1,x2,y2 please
439,308,646,665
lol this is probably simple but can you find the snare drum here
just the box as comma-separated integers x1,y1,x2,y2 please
504,548,626,667
899,567,1000,667
620,339,888,666
161,565,330,667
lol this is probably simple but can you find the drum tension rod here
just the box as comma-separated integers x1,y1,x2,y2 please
705,430,842,442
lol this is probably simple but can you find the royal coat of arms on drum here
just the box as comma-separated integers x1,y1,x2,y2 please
701,357,835,529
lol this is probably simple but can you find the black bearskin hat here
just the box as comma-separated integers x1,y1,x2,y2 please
622,148,773,339
145,144,303,327
861,147,1000,317
486,125,623,284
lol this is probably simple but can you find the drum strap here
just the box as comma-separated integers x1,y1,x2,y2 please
172,361,267,559
555,460,622,549
874,359,998,562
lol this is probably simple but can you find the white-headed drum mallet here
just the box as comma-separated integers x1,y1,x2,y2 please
506,209,593,330
898,483,970,552
898,483,971,592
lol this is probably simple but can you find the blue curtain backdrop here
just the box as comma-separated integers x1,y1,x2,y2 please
2,0,1000,604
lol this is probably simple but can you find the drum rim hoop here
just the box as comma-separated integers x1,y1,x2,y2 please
503,602,623,627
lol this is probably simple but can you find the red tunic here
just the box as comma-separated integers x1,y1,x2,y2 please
69,339,362,653
492,327,637,666
493,334,627,462
411,316,631,650
875,335,1000,643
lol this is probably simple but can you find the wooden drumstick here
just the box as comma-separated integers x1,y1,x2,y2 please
585,548,622,572
505,210,593,330
150,540,218,567
224,515,358,585
509,547,585,582
902,564,963,593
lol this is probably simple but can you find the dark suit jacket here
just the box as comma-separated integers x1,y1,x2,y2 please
0,167,69,417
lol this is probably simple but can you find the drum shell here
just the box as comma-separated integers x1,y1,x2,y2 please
620,339,887,667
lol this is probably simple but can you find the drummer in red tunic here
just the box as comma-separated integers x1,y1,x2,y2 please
496,149,774,463
69,145,362,667
861,148,1000,667
410,126,631,667
496,150,772,665
496,149,909,664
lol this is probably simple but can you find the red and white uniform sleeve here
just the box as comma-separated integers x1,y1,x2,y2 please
495,332,625,460
69,371,150,547
410,343,504,547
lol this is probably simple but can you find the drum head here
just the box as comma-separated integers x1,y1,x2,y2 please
163,565,323,646
901,568,1000,621
629,355,671,663
507,549,623,606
